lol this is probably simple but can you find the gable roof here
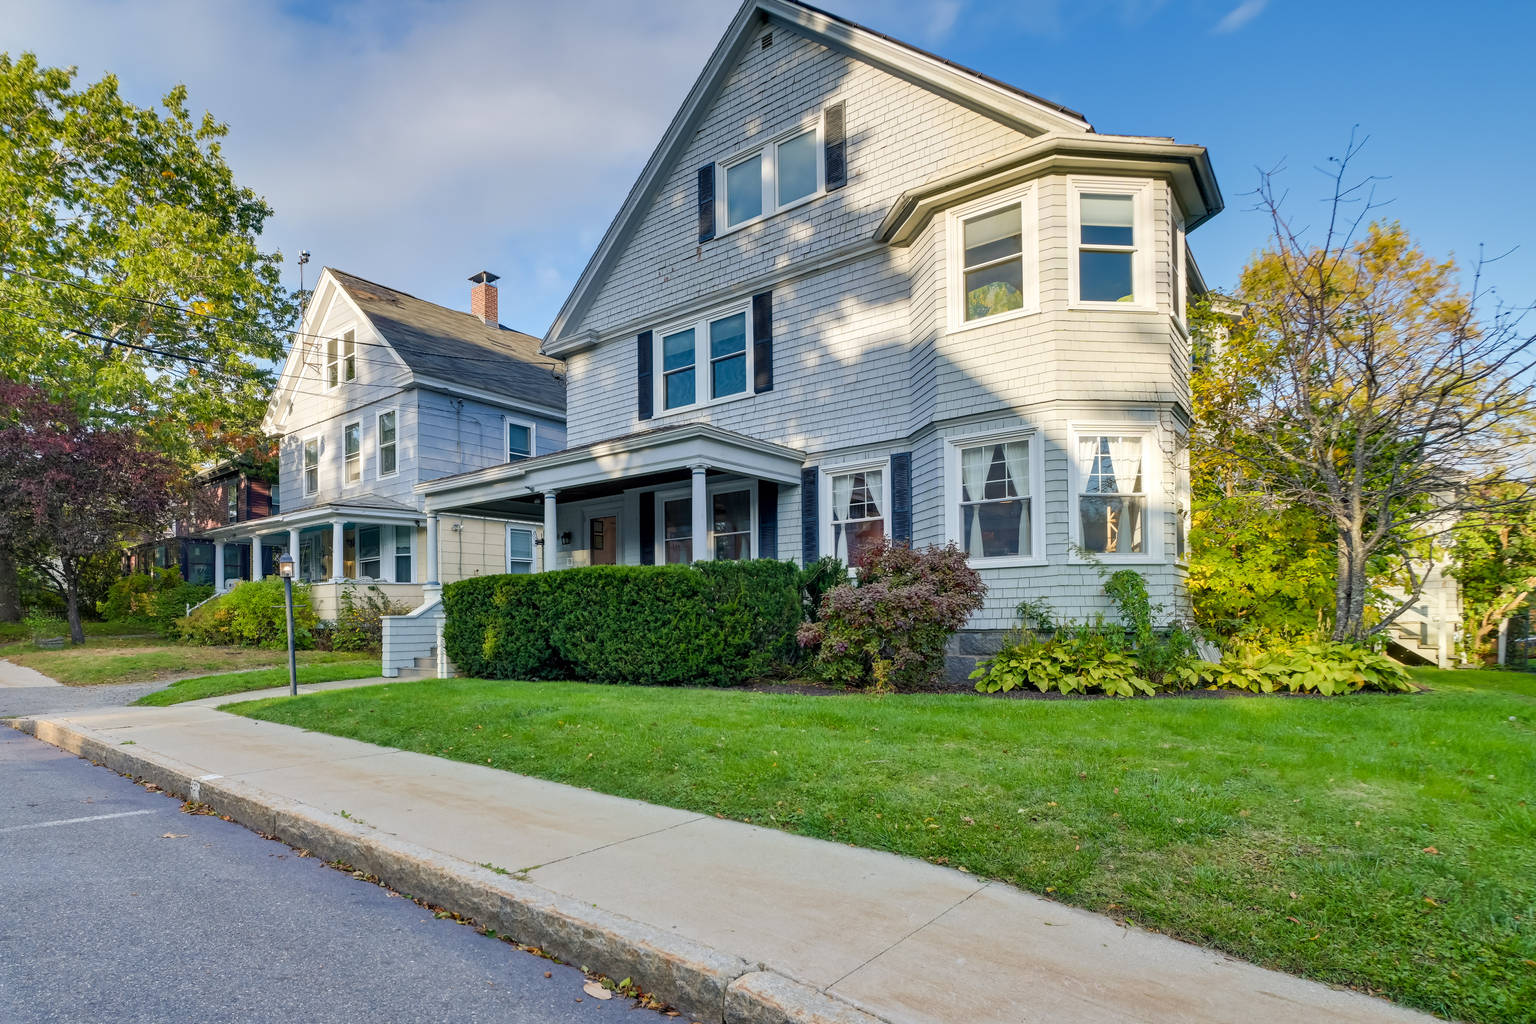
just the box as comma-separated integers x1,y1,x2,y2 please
327,269,565,413
543,0,1094,354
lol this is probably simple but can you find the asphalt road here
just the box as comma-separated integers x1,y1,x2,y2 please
0,728,672,1023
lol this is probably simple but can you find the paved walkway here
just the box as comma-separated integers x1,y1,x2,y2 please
13,702,1440,1024
0,657,64,688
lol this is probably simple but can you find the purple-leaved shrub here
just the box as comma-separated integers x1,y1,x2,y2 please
796,541,985,690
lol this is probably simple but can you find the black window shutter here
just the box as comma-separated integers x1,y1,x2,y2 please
824,102,846,190
636,331,654,420
800,466,819,565
697,164,716,242
639,493,656,565
757,481,778,559
890,452,912,545
752,290,773,394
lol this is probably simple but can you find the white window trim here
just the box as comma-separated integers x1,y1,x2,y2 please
504,415,537,462
653,479,759,564
1067,420,1163,564
376,407,399,479
505,522,539,574
342,420,363,487
1173,209,1188,328
943,428,1046,568
302,435,321,497
946,183,1040,334
715,120,825,237
652,301,755,416
1067,176,1156,313
819,459,891,566
342,330,357,382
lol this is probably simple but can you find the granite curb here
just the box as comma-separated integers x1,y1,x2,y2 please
11,715,890,1024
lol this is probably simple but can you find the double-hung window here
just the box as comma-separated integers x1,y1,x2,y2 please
506,525,536,574
954,437,1035,560
343,422,362,484
325,330,357,388
377,411,397,477
393,526,414,581
1072,180,1151,307
506,418,534,462
303,438,319,496
720,126,821,231
226,486,238,523
661,496,692,564
712,488,752,560
1076,434,1149,555
827,467,886,567
656,306,753,412
357,525,381,579
949,185,1036,329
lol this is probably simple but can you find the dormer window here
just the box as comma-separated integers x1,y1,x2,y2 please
719,126,822,232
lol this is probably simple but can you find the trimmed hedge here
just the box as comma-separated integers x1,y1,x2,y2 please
443,560,801,686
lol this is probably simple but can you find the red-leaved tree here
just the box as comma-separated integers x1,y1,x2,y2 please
0,378,181,643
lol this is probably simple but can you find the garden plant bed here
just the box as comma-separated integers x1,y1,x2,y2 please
231,667,1536,1022
1,637,362,686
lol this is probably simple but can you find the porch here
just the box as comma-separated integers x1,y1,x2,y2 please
416,424,806,573
201,502,427,620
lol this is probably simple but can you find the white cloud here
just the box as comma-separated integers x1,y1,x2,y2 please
0,0,732,332
1212,0,1268,34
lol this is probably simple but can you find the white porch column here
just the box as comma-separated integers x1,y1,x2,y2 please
251,537,264,582
690,464,711,562
287,527,301,577
330,519,345,582
542,492,558,572
425,513,441,586
213,541,226,591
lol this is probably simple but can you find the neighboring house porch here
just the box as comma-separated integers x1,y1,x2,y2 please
200,500,428,620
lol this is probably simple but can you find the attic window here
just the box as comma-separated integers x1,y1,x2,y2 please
326,330,357,388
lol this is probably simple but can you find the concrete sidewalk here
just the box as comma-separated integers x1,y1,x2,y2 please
12,703,1441,1024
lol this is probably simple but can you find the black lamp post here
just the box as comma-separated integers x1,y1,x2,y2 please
278,552,298,697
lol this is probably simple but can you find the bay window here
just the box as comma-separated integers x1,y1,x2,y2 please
954,437,1034,560
1077,433,1149,555
949,184,1037,329
1071,179,1152,307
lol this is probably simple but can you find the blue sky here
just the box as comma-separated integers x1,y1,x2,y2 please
3,0,1532,333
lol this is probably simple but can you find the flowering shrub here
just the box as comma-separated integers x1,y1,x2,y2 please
796,541,985,691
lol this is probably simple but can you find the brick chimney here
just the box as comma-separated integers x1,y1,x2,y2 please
469,270,500,326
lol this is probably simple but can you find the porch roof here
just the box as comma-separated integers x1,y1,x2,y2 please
418,423,805,515
197,499,424,540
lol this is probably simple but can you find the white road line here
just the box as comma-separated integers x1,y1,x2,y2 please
0,809,156,833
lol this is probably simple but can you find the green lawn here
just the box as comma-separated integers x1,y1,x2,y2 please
133,660,382,706
0,618,159,645
231,668,1536,1022
1,637,363,686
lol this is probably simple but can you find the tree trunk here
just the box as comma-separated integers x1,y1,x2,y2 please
64,566,84,645
0,544,20,622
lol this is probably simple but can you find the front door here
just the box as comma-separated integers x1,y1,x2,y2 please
589,516,618,565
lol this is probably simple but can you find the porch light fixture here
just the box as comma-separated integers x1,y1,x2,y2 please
277,553,298,696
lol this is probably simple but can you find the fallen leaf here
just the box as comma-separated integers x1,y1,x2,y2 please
160,833,189,839
583,982,612,1000
1286,916,1301,924
1422,846,1440,855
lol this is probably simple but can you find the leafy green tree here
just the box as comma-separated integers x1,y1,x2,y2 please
1449,487,1536,662
0,53,298,617
1194,144,1536,643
